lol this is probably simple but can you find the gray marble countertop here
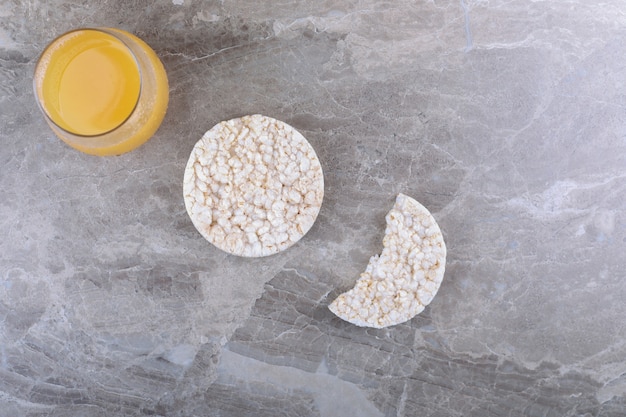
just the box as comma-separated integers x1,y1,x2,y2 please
1,1,625,416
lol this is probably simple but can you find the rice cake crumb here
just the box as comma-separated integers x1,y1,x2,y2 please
328,193,446,328
183,114,324,257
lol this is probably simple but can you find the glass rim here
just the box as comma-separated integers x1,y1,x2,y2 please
33,27,143,138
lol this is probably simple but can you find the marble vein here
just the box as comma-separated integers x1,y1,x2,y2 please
460,0,473,52
217,348,384,417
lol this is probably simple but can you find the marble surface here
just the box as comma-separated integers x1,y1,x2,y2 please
1,0,626,415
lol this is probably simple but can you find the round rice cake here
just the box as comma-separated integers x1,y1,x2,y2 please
329,193,446,328
183,114,324,257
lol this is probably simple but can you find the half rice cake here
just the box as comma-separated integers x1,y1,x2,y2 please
183,114,324,257
329,193,446,328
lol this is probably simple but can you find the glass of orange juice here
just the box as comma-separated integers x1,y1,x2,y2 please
33,28,169,156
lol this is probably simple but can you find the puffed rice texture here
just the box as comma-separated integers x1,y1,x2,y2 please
183,114,324,257
329,193,446,328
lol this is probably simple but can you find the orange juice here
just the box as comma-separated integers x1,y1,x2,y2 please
44,30,141,135
34,28,169,156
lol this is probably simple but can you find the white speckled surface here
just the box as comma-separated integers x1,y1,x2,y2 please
1,1,625,415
